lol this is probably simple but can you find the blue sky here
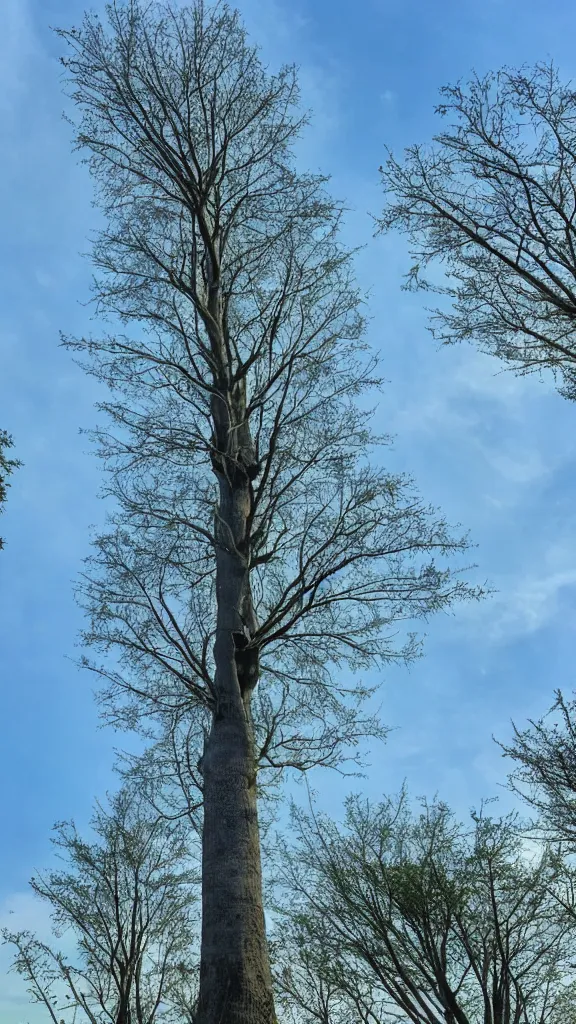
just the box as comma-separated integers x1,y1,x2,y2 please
2,0,576,1017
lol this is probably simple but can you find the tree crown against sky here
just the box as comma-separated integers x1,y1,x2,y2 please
56,0,483,809
380,63,576,401
3,789,199,1024
500,689,576,850
273,792,576,1024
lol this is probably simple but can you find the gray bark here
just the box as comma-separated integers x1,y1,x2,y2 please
198,700,274,1024
196,383,274,1021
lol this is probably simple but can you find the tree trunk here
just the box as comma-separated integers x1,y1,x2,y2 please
196,697,274,1024
195,426,275,1024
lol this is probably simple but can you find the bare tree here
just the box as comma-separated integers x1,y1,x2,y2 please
55,2,484,1020
379,63,576,399
273,793,576,1024
500,689,576,850
3,788,199,1024
0,428,20,550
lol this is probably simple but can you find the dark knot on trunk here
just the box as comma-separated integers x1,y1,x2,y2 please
232,630,260,697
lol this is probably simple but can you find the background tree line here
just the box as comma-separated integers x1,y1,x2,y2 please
8,692,576,1024
4,2,576,1024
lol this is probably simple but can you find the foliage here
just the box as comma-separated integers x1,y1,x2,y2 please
0,429,21,550
501,689,576,849
273,792,576,1024
3,789,199,1024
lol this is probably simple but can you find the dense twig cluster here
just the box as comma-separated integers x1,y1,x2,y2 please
380,64,576,398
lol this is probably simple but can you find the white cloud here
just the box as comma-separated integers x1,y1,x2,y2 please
480,448,551,487
458,540,576,645
491,567,576,642
452,350,546,406
401,346,552,434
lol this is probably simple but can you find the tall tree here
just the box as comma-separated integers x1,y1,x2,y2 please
0,429,20,550
3,788,199,1024
273,793,576,1024
56,2,483,1021
379,64,576,399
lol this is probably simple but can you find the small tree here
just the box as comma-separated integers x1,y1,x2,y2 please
379,64,576,400
56,2,483,1020
3,788,199,1024
0,429,20,550
274,793,576,1024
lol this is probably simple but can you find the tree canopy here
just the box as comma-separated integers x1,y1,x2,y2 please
273,792,576,1024
380,64,576,400
3,788,199,1024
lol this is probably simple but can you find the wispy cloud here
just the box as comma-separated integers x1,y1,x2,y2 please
487,567,576,643
455,535,576,645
